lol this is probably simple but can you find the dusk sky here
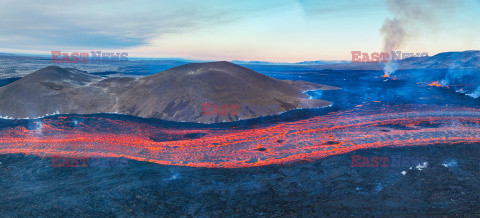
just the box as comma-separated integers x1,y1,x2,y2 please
1,0,479,62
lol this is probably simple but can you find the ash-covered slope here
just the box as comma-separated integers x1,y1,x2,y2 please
0,66,115,118
115,61,338,123
0,62,339,123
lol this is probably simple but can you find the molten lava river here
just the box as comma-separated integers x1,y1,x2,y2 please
1,104,480,168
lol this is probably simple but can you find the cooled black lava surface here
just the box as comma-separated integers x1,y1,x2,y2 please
1,143,479,216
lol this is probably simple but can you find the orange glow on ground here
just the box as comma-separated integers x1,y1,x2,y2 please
428,81,444,87
1,105,480,168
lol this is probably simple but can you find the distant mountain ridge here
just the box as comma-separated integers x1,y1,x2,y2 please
306,50,480,71
296,60,350,65
417,50,480,69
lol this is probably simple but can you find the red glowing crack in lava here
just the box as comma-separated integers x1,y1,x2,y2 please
1,105,480,168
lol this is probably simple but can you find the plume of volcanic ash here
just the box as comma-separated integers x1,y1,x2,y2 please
380,0,456,78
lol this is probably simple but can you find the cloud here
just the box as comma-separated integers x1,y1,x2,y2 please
0,0,478,61
0,0,286,50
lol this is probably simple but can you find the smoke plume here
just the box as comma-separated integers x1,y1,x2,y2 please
380,0,456,77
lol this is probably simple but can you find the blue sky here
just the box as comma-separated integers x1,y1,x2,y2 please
0,0,479,62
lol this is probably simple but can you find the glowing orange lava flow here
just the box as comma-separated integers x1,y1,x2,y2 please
1,105,480,168
428,81,445,87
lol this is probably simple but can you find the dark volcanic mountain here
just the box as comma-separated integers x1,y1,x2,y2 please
0,62,339,123
0,67,115,118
